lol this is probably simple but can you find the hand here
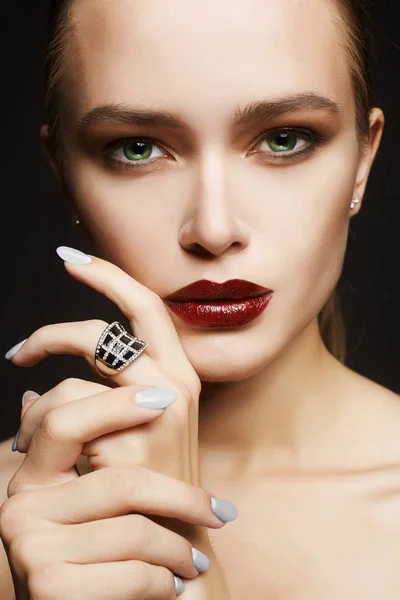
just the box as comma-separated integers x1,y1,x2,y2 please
1,390,232,598
2,252,236,598
10,252,202,485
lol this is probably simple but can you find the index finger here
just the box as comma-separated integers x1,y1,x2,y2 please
59,249,196,383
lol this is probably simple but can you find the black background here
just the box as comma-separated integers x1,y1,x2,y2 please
1,1,399,442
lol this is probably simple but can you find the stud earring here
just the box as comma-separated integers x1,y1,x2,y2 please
73,215,81,227
350,197,360,210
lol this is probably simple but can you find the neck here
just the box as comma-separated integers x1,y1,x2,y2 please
198,318,347,477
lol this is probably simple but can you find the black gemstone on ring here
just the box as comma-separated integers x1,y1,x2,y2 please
97,347,107,359
104,334,113,346
111,324,121,336
96,322,147,373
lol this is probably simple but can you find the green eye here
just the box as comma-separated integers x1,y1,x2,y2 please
122,139,153,161
265,131,298,153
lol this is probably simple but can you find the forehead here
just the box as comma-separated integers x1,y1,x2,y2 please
64,0,352,126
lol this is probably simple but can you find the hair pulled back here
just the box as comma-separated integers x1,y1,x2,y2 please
43,0,376,364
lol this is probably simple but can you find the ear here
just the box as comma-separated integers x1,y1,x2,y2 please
39,124,62,183
352,107,385,215
39,124,96,249
39,124,78,217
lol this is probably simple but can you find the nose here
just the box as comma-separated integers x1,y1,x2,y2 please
178,153,250,258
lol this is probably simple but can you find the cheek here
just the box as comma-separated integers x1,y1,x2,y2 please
285,204,349,295
270,144,357,316
69,161,180,282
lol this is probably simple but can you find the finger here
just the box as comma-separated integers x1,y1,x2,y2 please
59,250,196,381
25,465,236,529
17,379,109,452
10,385,176,488
37,514,202,579
29,561,182,600
8,320,174,390
20,390,41,420
21,390,40,409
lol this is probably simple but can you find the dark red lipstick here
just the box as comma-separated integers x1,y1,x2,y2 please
164,279,273,328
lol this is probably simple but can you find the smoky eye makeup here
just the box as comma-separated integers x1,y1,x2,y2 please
95,120,333,173
101,136,170,171
250,126,328,162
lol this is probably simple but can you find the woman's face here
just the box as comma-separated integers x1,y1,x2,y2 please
48,0,382,382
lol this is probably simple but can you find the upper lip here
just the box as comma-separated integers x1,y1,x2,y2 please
165,279,273,301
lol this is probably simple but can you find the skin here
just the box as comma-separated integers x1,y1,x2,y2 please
42,0,386,470
2,0,400,597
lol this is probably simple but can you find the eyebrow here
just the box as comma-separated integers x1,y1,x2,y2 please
75,92,341,138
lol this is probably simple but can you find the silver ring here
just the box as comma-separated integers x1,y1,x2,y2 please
94,321,148,377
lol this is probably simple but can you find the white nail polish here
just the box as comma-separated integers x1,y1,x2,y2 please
135,388,177,409
191,547,210,572
22,390,40,406
210,496,239,522
174,576,185,595
5,339,27,361
56,246,91,265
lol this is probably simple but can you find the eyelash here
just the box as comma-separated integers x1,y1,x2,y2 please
101,127,326,172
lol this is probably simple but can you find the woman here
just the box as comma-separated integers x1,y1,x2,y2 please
0,0,399,597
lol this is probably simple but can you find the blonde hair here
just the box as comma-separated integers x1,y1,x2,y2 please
43,0,375,363
318,288,347,363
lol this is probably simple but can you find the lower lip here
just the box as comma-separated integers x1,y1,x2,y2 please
165,292,273,328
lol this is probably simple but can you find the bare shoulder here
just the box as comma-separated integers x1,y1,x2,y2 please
345,377,400,579
333,365,400,516
338,366,400,465
344,367,400,429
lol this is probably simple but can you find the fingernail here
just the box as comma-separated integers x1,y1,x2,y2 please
135,387,177,410
191,547,210,573
174,575,185,595
210,497,239,523
5,339,27,360
56,246,92,265
22,390,40,407
11,430,20,452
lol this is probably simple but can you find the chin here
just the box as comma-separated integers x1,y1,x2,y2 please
180,335,282,383
175,306,322,383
